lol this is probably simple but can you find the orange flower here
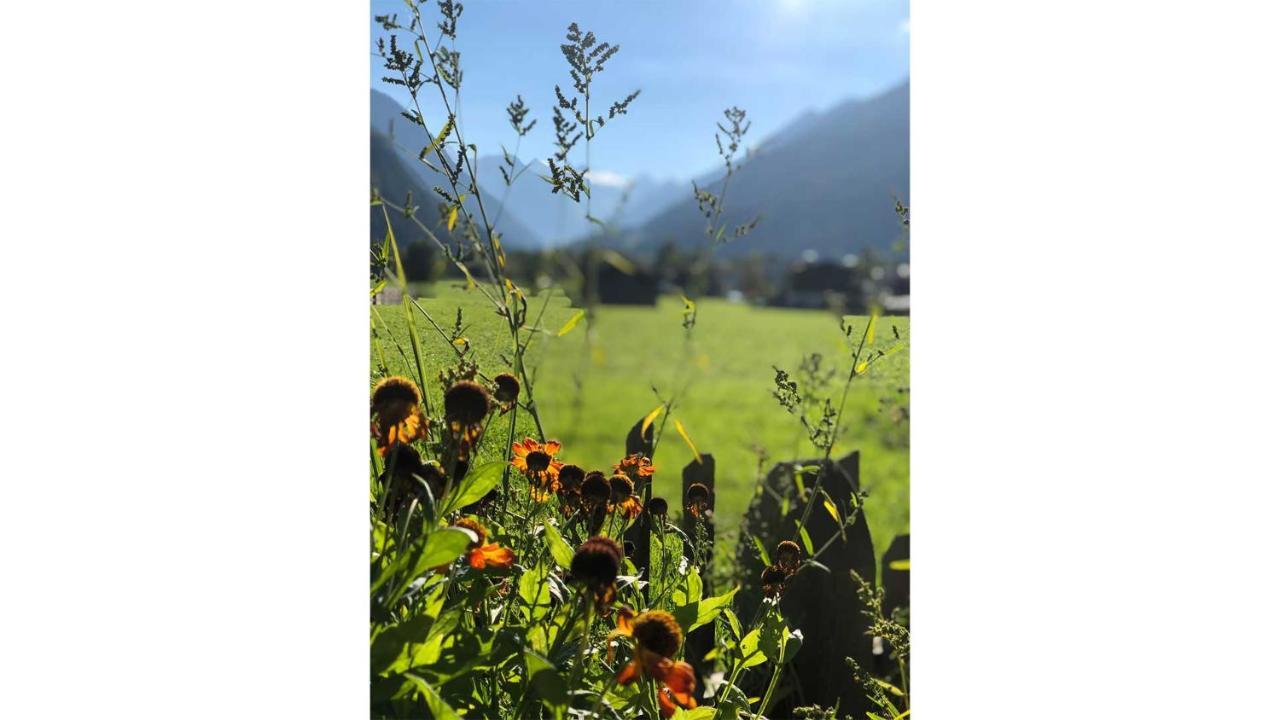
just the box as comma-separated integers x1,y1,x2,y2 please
510,438,565,500
454,518,515,571
613,453,655,482
610,609,697,717
370,376,431,454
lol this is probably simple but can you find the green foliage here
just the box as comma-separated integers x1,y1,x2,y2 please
369,4,908,718
372,287,910,553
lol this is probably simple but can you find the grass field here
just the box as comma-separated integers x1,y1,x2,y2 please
371,285,909,557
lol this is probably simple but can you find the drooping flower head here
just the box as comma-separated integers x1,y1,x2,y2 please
443,380,492,458
685,482,711,519
581,471,611,508
453,517,515,571
371,376,430,454
609,473,643,519
775,540,803,572
558,464,586,497
511,438,565,501
646,497,669,521
556,464,587,516
611,609,697,717
761,564,789,599
571,535,623,613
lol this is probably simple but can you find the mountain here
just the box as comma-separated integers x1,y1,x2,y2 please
370,90,541,249
470,155,685,246
612,80,910,260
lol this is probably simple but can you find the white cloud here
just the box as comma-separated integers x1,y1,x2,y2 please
584,169,630,188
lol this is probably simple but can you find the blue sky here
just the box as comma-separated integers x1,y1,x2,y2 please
371,0,908,183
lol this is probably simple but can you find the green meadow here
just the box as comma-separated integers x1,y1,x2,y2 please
371,285,909,556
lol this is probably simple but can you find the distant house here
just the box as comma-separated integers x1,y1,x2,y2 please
772,260,863,313
598,259,659,305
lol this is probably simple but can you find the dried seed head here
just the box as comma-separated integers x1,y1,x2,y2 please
558,464,586,493
571,536,623,589
632,610,683,659
646,497,668,517
443,380,491,425
761,564,788,598
582,471,611,505
775,540,802,570
371,376,422,423
686,483,710,504
453,517,488,546
609,473,635,503
493,373,520,404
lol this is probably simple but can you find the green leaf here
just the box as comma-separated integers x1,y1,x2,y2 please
372,528,471,597
673,708,717,720
402,673,462,720
781,628,804,663
556,309,585,337
525,651,569,716
543,521,574,569
797,524,814,555
888,559,910,571
752,535,771,567
440,461,505,516
738,628,767,669
692,585,739,631
518,561,553,622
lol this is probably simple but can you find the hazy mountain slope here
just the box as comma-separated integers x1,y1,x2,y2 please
369,90,541,249
615,81,909,260
470,155,685,245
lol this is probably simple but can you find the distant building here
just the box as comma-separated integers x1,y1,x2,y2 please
772,260,864,313
598,259,659,305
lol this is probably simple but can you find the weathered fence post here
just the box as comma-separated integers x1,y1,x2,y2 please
733,450,877,717
875,534,910,680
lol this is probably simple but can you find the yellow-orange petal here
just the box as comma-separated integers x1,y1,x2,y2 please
616,659,641,686
477,544,514,569
616,606,636,635
657,688,684,718
544,440,562,455
660,661,697,705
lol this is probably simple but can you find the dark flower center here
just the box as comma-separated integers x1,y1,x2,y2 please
582,474,611,503
444,381,491,424
493,373,520,403
633,613,682,658
609,474,634,502
526,450,552,473
571,536,622,588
